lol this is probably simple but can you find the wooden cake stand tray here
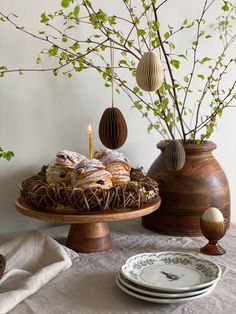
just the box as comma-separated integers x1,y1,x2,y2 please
15,197,161,253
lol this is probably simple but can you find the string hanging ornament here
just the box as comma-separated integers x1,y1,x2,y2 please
99,41,128,149
136,2,164,92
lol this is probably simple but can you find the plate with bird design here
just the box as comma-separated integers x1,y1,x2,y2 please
120,252,221,292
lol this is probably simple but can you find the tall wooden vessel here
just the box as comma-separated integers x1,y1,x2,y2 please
142,141,230,236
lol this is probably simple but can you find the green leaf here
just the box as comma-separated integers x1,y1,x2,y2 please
62,36,68,43
108,16,117,25
0,149,14,161
183,18,188,25
222,3,230,11
137,29,146,36
60,51,68,60
61,0,70,8
162,98,169,108
97,10,108,23
184,76,189,82
147,124,153,133
170,59,180,69
70,42,80,51
48,46,59,56
73,5,80,17
178,54,187,60
152,21,160,31
40,13,49,24
164,32,170,39
36,57,41,64
199,57,211,64
197,74,205,80
53,69,58,76
169,42,175,50
119,60,128,66
134,101,143,110
152,37,160,47
83,0,91,6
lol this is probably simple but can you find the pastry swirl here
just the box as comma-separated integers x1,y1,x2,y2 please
46,150,86,185
94,149,131,186
72,159,112,189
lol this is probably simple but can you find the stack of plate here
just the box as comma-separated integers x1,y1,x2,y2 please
116,251,221,304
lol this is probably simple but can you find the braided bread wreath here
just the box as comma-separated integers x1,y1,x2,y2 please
20,166,159,213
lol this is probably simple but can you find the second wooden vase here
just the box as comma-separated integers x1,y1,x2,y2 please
142,141,230,236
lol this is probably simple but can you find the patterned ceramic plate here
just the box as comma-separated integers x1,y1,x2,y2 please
116,276,216,304
117,271,217,298
121,252,221,292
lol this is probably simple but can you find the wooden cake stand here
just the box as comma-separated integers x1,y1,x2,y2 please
15,197,161,253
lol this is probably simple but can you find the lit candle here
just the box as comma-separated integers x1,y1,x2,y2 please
87,124,93,160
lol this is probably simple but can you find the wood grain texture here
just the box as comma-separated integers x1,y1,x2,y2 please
16,197,161,253
99,107,128,149
142,141,230,236
200,219,226,255
66,223,112,252
15,197,161,223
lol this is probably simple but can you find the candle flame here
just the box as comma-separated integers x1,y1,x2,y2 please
87,124,92,135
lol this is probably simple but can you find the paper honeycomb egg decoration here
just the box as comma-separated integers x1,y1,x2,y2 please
164,140,186,171
99,107,128,149
136,51,164,92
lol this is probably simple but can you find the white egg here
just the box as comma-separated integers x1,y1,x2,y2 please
201,207,224,222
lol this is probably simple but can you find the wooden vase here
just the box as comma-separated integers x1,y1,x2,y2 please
142,141,230,236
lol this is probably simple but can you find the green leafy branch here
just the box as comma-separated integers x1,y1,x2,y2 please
0,147,14,161
0,0,235,143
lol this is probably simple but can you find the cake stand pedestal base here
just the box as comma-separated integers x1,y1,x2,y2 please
15,197,161,253
66,222,112,253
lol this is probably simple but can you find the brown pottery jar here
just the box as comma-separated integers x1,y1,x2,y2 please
142,141,230,236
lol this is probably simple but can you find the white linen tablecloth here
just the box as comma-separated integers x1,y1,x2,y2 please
0,230,72,314
1,219,236,314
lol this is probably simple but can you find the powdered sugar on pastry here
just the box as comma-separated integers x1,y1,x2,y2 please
94,149,131,186
46,150,86,185
94,149,131,167
52,150,86,168
74,159,106,175
72,159,112,189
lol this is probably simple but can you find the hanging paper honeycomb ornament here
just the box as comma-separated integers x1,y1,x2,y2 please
136,51,164,92
99,107,128,149
164,140,186,171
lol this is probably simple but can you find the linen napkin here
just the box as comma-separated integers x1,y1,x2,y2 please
0,230,72,314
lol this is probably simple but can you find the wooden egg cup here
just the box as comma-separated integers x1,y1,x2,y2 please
16,197,160,253
200,218,227,255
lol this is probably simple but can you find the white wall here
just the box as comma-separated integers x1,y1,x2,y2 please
0,0,235,233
